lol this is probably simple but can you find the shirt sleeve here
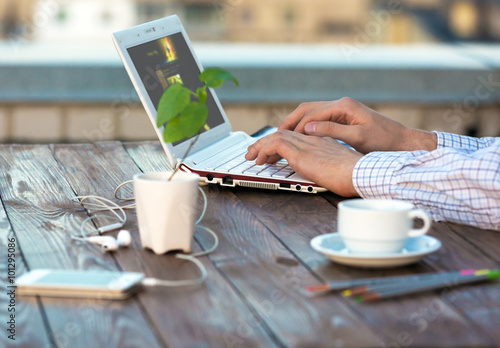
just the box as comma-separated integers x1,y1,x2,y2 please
434,131,497,150
352,138,500,230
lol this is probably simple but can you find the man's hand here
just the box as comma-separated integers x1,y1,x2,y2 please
245,130,363,197
279,97,437,153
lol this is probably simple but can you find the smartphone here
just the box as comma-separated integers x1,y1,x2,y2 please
16,269,145,300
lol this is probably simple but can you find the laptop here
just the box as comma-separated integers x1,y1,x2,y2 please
112,15,327,193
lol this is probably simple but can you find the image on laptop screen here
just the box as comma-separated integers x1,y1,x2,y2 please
127,32,225,142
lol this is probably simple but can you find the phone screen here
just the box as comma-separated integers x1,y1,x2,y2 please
17,270,145,300
34,272,123,286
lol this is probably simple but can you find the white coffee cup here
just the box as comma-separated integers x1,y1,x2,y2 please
133,171,200,254
337,199,431,254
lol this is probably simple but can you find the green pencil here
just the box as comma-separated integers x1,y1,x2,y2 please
356,269,500,302
306,269,478,295
342,269,493,297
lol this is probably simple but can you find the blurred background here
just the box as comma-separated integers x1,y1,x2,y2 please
0,0,499,143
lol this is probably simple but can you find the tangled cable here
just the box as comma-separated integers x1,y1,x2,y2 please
71,179,217,287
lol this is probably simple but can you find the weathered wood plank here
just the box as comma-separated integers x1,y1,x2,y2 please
444,223,500,265
125,142,385,347
5,139,498,347
323,194,500,344
0,197,52,347
123,141,172,172
321,192,500,345
54,141,276,347
231,187,497,347
0,144,162,348
414,222,500,343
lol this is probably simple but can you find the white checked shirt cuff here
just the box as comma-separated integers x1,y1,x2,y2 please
434,131,495,150
352,151,415,199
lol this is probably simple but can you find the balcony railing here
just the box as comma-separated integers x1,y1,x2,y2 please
1,42,499,104
0,42,499,142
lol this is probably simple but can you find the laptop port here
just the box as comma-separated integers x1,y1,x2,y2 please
222,175,234,186
206,174,214,181
279,183,291,189
295,184,302,191
307,186,313,192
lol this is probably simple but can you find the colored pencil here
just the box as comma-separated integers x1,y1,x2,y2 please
356,269,500,302
305,269,477,295
341,269,492,297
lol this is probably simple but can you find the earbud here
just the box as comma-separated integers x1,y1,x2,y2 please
101,238,120,251
84,236,119,251
72,195,133,252
116,230,131,247
74,230,131,252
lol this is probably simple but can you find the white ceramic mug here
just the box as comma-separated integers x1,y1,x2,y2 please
337,199,432,254
133,171,200,254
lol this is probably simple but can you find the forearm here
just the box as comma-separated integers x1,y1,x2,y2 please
398,129,496,152
403,128,437,151
353,141,500,230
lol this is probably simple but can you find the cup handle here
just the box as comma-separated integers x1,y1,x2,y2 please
407,209,432,237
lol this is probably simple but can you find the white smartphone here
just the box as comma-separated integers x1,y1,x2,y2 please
16,269,145,300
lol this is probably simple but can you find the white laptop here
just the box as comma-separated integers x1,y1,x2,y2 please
112,15,327,193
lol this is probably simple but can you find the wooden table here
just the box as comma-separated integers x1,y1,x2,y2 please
1,141,499,348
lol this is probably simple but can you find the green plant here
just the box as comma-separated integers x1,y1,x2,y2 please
156,67,239,143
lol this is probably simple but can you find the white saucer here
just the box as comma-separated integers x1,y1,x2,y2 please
310,233,442,268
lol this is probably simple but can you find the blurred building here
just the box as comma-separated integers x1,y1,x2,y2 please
399,0,500,42
0,0,36,39
1,0,499,143
2,0,499,44
148,0,426,44
31,0,136,43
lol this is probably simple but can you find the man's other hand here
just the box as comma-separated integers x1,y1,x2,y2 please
245,130,362,197
279,97,437,153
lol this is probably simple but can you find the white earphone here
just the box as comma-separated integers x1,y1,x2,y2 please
68,180,220,288
71,195,133,252
72,230,131,252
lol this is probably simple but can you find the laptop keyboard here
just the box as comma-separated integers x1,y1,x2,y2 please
204,149,296,178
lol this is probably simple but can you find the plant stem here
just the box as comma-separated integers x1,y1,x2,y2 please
168,131,201,181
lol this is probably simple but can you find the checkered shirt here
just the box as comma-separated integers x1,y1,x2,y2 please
353,132,500,230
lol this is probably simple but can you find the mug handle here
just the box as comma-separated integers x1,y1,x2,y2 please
407,209,432,237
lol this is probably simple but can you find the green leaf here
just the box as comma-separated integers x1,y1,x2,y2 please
156,83,190,127
162,116,185,143
196,87,207,104
179,102,208,138
159,67,236,144
162,102,208,143
199,67,239,89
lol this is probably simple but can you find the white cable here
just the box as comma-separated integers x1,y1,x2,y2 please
74,192,136,211
141,226,217,287
142,254,207,287
72,196,127,237
72,196,127,223
190,225,219,258
71,178,218,288
77,214,119,238
195,186,208,225
114,180,136,207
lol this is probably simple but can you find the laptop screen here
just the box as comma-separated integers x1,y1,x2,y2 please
127,32,225,143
